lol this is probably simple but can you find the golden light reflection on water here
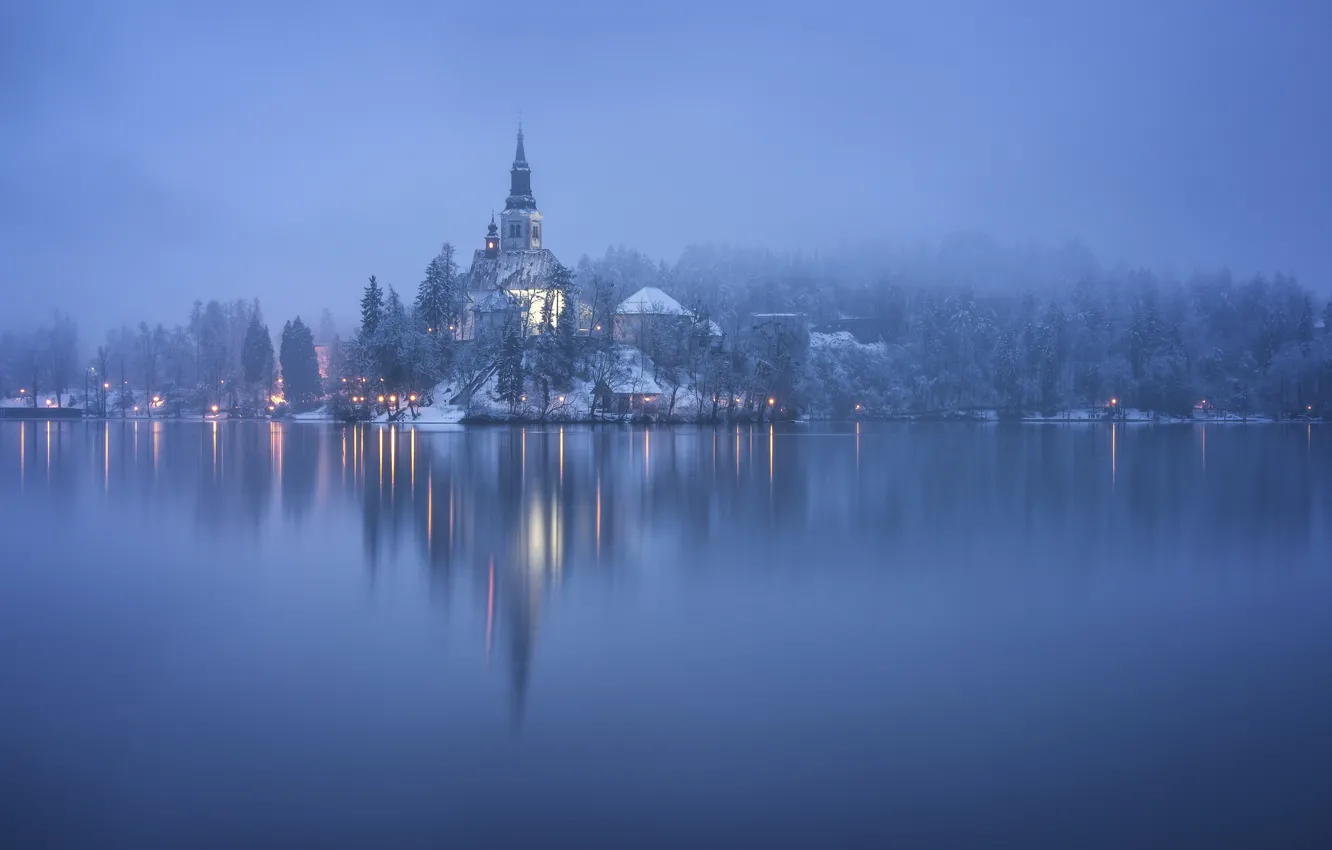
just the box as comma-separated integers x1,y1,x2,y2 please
1111,423,1117,489
486,557,495,662
855,421,860,471
768,424,774,489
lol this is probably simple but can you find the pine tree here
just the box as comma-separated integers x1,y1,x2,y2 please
241,312,275,406
360,275,385,339
280,317,322,404
415,244,460,335
496,321,525,411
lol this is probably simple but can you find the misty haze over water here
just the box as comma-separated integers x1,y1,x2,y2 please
4,1,1332,847
2,422,1331,847
3,1,1331,334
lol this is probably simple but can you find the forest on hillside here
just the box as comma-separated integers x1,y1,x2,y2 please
3,236,1330,420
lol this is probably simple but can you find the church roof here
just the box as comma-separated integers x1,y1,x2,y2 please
616,287,687,316
465,248,559,297
513,127,527,166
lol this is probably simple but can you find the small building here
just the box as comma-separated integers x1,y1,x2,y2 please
614,287,688,347
614,286,723,348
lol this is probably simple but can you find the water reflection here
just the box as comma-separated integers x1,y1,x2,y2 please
2,421,1329,718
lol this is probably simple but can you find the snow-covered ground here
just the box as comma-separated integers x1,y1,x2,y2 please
1,392,82,408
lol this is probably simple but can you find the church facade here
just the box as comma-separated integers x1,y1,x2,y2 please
459,128,563,339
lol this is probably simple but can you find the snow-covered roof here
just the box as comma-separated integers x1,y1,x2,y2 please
465,248,559,295
616,286,686,316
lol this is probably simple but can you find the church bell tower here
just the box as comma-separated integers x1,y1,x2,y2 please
500,126,543,252
484,213,500,258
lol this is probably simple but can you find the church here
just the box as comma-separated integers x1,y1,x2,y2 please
459,128,564,339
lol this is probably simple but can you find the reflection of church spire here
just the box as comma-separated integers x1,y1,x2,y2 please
505,572,541,728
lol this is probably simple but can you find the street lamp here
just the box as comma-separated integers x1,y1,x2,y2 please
211,404,219,414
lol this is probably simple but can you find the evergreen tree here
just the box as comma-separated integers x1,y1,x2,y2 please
415,244,460,334
241,312,275,406
279,317,322,404
496,320,525,412
360,275,385,339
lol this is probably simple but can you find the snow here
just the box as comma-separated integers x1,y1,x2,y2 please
616,287,687,316
464,248,560,296
608,346,665,395
2,392,82,408
810,331,886,352
374,405,466,425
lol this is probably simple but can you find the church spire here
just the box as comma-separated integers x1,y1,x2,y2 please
513,124,527,166
505,125,535,211
499,125,542,251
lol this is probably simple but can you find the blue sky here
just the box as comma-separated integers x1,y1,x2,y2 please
2,0,1329,334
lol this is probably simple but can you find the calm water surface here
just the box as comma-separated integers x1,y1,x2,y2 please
2,421,1330,848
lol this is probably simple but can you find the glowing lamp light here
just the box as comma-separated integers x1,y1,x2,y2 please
559,395,565,403
768,397,775,406
734,397,741,403
18,388,25,394
341,377,347,383
1111,398,1118,406
103,383,109,389
389,395,397,403
521,395,527,402
409,394,416,402
153,396,160,403
377,395,385,403
855,403,861,411
269,405,275,411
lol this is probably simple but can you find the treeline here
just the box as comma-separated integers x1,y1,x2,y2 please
0,298,330,416
3,235,1330,420
578,245,1332,419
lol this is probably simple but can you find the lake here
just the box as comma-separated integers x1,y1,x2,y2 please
2,421,1329,848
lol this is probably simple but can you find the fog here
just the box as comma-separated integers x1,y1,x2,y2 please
3,0,1329,335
